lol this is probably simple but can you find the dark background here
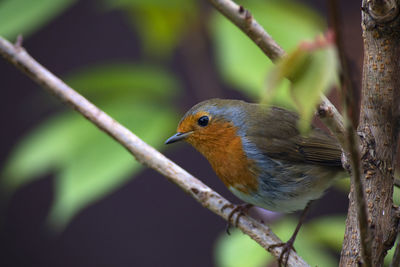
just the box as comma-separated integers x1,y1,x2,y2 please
0,0,361,266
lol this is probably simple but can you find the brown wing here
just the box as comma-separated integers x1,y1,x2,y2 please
246,106,343,167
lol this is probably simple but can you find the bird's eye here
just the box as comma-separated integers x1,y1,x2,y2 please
197,116,209,127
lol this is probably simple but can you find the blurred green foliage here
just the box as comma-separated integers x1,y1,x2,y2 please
215,215,345,267
1,0,354,265
2,64,180,229
0,0,76,39
103,0,198,58
210,0,325,101
266,42,338,133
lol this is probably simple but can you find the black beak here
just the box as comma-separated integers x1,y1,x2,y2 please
165,132,192,144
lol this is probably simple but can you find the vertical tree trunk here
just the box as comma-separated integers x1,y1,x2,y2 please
340,0,400,266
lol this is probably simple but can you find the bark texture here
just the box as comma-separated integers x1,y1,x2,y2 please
340,0,400,266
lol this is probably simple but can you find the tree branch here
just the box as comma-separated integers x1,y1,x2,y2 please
328,1,372,266
206,0,285,62
0,36,310,267
340,0,400,265
206,0,346,149
368,0,399,23
318,94,346,148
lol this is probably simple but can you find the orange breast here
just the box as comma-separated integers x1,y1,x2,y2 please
185,121,259,194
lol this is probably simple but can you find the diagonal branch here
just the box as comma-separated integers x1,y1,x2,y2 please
206,0,346,149
206,0,285,62
318,94,346,149
0,36,309,267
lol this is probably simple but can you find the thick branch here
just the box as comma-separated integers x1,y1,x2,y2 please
341,0,400,266
368,0,399,22
0,36,309,267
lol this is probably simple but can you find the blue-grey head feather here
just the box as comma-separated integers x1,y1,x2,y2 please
180,98,253,136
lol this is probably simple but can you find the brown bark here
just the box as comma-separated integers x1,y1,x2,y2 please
340,0,400,266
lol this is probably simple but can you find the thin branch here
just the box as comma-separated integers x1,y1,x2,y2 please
318,94,346,148
345,124,371,266
206,0,285,62
207,0,346,148
328,0,371,266
0,36,309,267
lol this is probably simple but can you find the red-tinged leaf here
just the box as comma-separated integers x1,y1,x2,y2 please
265,33,339,133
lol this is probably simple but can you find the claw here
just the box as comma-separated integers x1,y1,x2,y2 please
221,203,253,234
268,201,313,266
268,238,296,267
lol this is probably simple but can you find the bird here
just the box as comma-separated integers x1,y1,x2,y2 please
165,98,344,266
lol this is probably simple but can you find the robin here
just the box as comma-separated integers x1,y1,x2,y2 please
165,98,344,266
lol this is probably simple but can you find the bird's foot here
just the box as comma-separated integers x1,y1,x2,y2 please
268,237,297,267
221,203,253,234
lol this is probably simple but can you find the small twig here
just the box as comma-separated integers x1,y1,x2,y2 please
317,94,349,168
14,35,23,50
0,36,309,267
318,94,346,148
329,0,371,266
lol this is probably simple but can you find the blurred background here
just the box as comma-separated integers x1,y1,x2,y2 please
0,0,367,266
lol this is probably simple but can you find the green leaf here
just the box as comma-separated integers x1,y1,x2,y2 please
1,113,91,192
211,0,325,100
104,0,190,7
394,185,400,206
394,172,400,206
1,63,181,229
271,218,338,267
102,0,198,57
2,63,180,190
48,103,177,229
214,229,271,267
266,41,338,133
66,63,180,102
384,239,397,266
305,215,346,251
215,217,338,267
0,0,76,39
334,176,350,192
